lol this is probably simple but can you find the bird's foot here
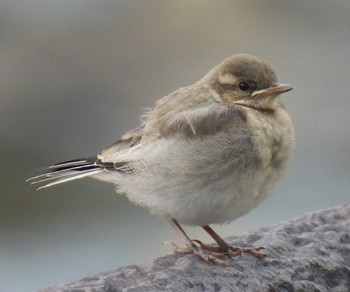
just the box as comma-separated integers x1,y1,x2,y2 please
191,240,267,258
163,241,229,265
239,246,266,258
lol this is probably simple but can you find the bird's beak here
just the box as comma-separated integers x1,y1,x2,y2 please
252,83,294,97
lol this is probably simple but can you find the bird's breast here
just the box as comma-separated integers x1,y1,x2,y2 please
116,105,294,226
243,105,295,200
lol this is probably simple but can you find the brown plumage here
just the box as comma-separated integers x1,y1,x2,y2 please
27,54,294,265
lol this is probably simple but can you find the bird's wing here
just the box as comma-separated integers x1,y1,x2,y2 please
98,127,144,162
140,101,248,144
159,104,246,139
28,96,248,189
99,101,248,161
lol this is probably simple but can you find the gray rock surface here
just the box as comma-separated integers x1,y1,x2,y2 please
40,203,350,292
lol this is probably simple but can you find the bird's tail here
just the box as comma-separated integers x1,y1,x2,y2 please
26,157,104,190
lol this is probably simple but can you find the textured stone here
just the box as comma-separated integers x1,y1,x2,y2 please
40,203,350,292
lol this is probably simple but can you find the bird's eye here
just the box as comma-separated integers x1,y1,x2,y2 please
238,82,250,91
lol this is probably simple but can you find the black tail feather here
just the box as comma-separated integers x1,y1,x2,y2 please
26,157,103,189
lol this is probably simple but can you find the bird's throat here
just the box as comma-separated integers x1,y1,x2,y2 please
234,97,278,114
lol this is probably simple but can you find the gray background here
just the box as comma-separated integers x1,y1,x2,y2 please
1,1,349,291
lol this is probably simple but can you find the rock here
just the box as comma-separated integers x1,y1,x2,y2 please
40,203,350,291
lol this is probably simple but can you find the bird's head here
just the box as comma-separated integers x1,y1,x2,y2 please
206,54,293,111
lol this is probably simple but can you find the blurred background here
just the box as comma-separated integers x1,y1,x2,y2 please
1,1,349,291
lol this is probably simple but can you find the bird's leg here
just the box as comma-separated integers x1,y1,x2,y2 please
201,225,266,258
167,219,228,265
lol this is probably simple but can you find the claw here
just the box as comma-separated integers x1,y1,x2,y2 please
193,243,227,257
200,253,228,266
164,239,228,265
191,246,229,266
192,240,227,255
192,240,266,258
241,247,267,258
167,219,265,266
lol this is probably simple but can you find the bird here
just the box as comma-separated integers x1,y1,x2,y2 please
27,54,295,265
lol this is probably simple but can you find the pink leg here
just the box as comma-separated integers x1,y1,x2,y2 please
202,225,266,258
167,219,228,265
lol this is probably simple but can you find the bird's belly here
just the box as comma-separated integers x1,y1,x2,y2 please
115,131,293,226
117,162,281,226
